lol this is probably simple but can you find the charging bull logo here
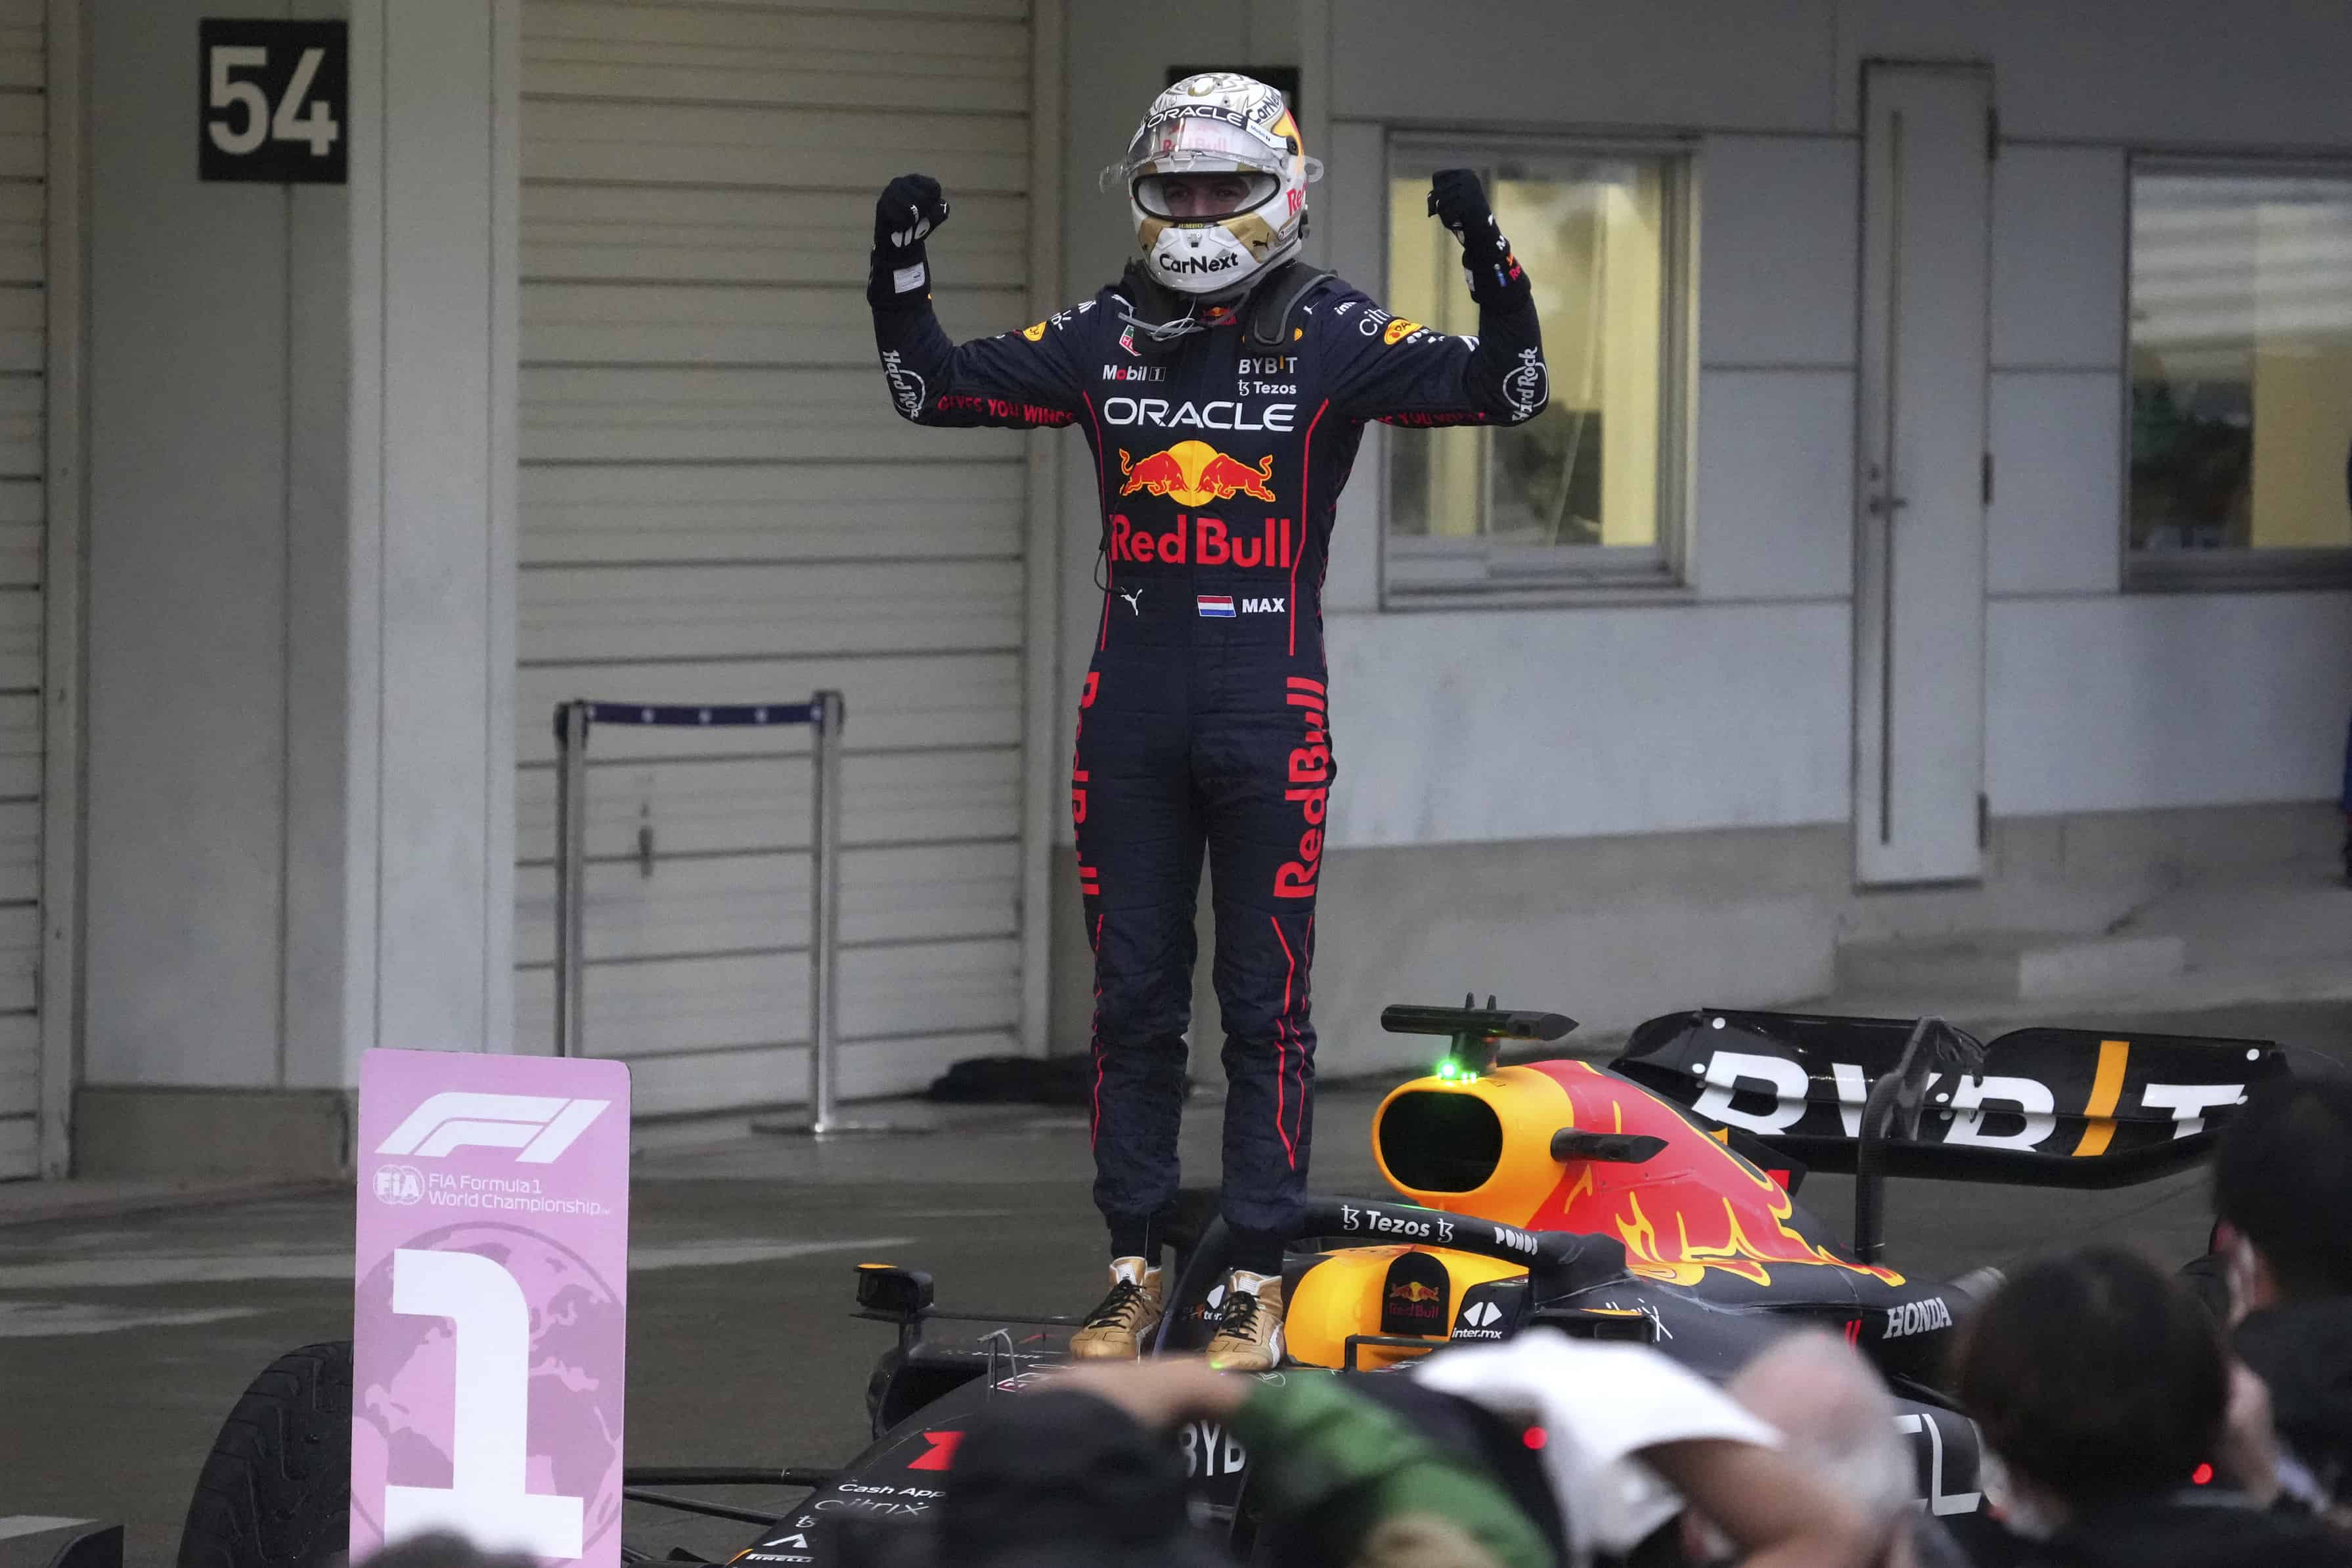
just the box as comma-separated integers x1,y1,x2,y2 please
1119,442,1277,508
1380,1250,1452,1336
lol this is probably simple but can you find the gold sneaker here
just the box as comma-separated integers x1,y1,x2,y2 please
1069,1257,1165,1360
1205,1271,1286,1372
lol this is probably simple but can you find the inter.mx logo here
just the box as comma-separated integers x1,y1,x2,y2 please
376,1092,610,1163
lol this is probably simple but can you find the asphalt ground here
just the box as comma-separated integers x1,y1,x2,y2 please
1,997,2345,1568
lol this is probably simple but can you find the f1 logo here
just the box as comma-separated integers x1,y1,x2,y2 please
376,1092,610,1164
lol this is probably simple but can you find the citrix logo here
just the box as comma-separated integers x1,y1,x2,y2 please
376,1092,611,1163
1158,250,1239,276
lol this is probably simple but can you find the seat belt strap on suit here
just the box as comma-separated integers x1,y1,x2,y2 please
1248,261,1332,349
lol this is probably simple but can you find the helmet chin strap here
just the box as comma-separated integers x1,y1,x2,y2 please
1115,241,1300,345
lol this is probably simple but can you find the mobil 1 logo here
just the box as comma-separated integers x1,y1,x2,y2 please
200,20,347,183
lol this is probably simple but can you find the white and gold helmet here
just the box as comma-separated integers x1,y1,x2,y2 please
1105,72,1322,297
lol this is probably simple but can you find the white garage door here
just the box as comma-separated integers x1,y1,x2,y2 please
514,0,1039,1118
0,0,46,1181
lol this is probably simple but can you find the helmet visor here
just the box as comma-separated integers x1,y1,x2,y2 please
1132,169,1282,222
1119,108,1287,181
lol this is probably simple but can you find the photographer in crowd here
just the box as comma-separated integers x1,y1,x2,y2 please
1953,1246,2352,1567
2212,1076,2352,1525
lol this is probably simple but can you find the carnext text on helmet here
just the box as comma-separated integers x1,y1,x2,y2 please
1100,397,1297,432
1159,251,1241,277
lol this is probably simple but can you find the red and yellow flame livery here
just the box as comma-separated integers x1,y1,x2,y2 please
1372,1060,1903,1288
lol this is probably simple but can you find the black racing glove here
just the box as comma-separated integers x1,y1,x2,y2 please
869,173,950,309
1428,168,1529,306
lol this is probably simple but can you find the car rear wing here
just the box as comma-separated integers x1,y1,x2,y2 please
1612,1007,2290,1190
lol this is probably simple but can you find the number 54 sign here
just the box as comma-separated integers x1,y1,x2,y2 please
199,19,347,183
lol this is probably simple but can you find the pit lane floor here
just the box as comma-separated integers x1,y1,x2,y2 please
2,998,2344,1568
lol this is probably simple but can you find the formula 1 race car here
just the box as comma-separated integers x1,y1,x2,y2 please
177,1000,2290,1568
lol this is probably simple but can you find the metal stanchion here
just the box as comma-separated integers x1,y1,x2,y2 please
553,700,590,1058
548,691,921,1135
807,689,845,1132
782,689,918,1136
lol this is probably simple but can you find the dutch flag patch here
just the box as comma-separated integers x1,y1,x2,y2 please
1196,595,1235,618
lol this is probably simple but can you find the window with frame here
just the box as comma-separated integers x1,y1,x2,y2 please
1383,144,1690,599
2129,164,2352,586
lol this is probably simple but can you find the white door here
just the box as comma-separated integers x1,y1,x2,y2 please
0,0,50,1179
513,0,1039,1116
1853,62,1992,885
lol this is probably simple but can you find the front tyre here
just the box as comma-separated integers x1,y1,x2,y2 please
177,1341,353,1568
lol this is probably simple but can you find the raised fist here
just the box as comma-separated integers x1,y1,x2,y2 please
876,173,950,254
1427,168,1498,249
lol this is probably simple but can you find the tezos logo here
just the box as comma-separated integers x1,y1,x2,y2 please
1158,250,1240,277
1884,1296,1953,1339
375,1091,610,1164
1345,1206,1456,1242
372,1164,424,1205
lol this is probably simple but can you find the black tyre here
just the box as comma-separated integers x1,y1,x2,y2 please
177,1341,354,1568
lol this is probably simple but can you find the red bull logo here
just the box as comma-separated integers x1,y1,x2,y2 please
1390,1281,1440,1303
1107,513,1295,569
1119,441,1277,508
1275,676,1328,899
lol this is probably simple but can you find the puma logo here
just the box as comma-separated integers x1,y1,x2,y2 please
1119,588,1143,616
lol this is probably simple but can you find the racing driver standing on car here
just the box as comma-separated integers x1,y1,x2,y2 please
867,73,1547,1371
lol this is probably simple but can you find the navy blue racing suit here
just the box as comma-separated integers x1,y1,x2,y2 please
872,262,1546,1269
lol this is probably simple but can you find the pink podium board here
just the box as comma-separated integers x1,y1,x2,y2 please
351,1049,632,1567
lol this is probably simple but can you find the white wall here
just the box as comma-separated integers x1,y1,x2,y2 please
1264,0,2352,852
84,0,294,1084
364,0,519,1070
1329,0,2352,146
81,0,518,1093
1990,593,2352,815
